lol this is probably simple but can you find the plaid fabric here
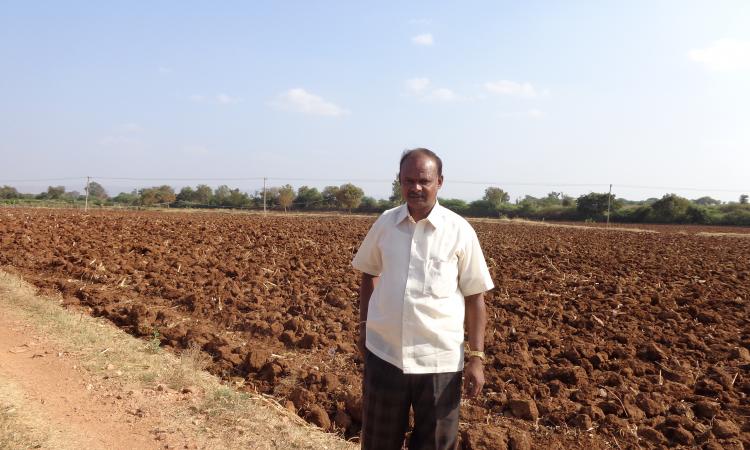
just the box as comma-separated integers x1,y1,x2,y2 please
361,350,461,450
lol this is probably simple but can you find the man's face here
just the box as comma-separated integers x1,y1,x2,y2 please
399,154,443,213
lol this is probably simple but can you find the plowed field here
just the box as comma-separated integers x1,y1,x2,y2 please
1,208,748,449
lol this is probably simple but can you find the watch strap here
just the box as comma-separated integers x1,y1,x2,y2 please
466,350,485,361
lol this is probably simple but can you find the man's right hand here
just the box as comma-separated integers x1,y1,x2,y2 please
357,272,378,358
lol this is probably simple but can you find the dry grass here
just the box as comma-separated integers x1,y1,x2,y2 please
696,231,750,239
468,217,658,234
0,269,357,450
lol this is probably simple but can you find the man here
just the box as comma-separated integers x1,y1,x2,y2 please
352,148,494,450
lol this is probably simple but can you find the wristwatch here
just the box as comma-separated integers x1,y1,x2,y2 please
466,350,485,361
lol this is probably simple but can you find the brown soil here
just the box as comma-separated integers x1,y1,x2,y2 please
1,207,749,449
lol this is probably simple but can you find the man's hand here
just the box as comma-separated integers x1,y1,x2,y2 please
464,358,485,398
357,273,378,359
464,292,487,398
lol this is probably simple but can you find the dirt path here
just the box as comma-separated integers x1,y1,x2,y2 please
0,270,357,450
0,306,190,449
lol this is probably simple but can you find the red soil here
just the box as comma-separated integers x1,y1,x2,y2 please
1,208,748,449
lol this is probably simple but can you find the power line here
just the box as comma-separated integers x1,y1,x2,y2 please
94,176,266,182
614,184,748,193
0,177,85,183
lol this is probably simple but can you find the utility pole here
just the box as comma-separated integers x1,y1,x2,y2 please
85,176,90,212
606,183,612,228
263,177,267,215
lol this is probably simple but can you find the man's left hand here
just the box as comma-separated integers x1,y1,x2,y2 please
463,358,485,398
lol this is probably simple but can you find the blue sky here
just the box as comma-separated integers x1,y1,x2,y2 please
1,1,749,202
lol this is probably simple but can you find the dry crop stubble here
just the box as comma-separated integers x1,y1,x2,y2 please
1,207,749,449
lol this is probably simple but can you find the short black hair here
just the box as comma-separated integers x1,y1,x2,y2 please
399,148,443,177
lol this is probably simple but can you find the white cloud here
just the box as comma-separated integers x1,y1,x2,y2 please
405,78,463,102
688,38,750,72
272,88,349,116
190,93,242,105
406,77,431,94
425,88,461,102
412,33,434,46
484,80,546,97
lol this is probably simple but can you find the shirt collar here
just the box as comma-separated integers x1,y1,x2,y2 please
395,200,445,228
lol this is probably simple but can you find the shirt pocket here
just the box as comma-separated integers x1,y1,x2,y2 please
425,255,459,298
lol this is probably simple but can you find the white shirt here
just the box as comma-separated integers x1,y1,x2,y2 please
352,201,495,374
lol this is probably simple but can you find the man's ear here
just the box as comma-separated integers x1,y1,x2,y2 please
437,175,444,189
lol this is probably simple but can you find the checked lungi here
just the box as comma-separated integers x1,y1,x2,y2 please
361,350,461,450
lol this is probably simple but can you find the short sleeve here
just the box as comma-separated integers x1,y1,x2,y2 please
457,227,495,296
352,217,383,276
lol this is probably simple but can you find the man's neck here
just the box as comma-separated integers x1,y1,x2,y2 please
407,202,436,222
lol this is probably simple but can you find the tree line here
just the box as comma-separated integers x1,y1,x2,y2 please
1,183,749,226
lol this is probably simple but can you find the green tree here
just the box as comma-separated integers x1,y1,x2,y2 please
322,186,340,208
226,188,251,208
278,184,295,211
483,187,510,209
112,190,139,205
468,199,495,216
650,193,691,222
686,205,711,224
336,183,364,212
176,186,196,203
0,185,20,199
741,194,749,205
540,192,562,207
440,198,468,213
41,185,66,200
358,196,378,211
194,184,213,204
694,196,721,206
576,192,616,219
378,199,396,210
295,186,323,208
389,175,403,203
214,185,231,205
85,181,108,200
561,195,575,207
63,190,81,201
263,187,281,207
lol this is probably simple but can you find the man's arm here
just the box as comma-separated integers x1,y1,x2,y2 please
357,272,379,356
464,292,487,398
